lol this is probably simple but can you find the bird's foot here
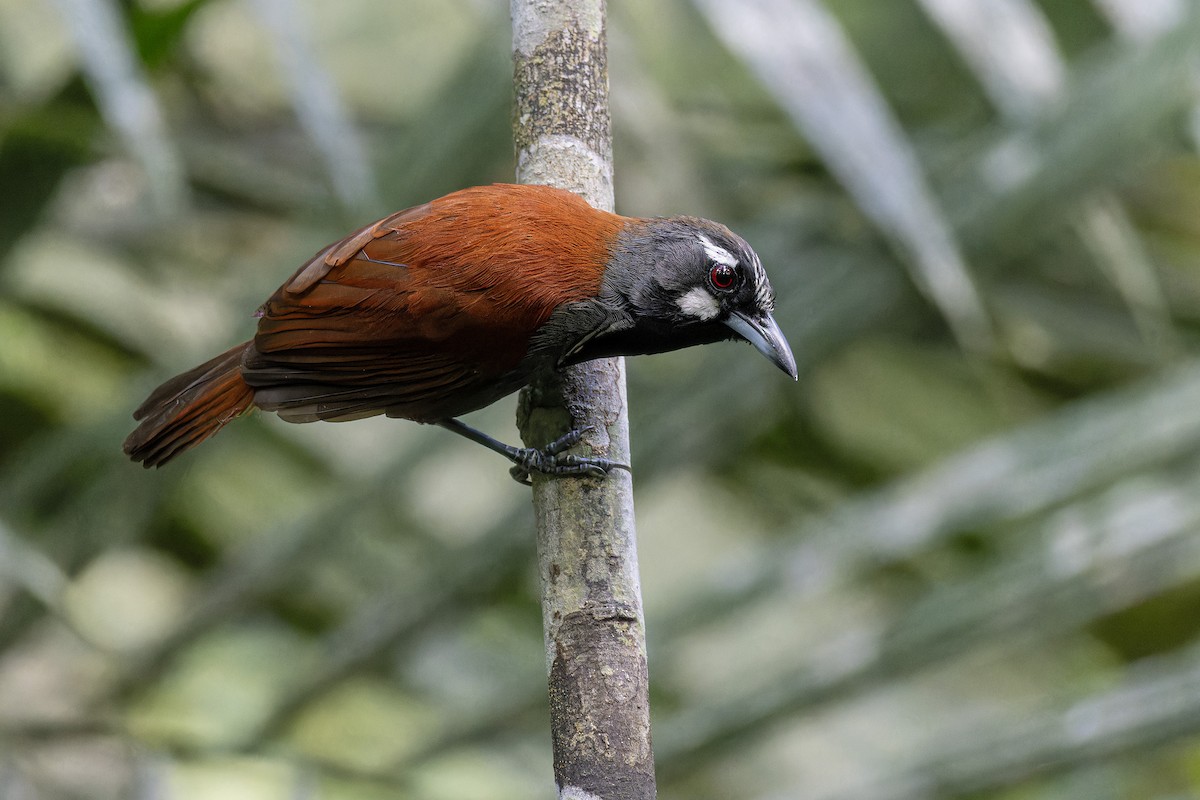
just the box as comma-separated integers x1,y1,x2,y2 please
508,426,631,485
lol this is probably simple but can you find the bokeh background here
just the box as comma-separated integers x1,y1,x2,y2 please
3,0,1200,798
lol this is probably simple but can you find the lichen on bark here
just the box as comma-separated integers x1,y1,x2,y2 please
513,26,612,161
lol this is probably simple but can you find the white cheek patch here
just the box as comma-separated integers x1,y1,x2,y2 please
676,286,721,320
697,234,737,267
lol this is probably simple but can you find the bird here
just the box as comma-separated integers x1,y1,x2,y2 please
124,183,796,481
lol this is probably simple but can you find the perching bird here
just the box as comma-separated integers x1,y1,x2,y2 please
124,184,796,480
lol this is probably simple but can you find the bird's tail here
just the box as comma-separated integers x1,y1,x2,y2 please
124,342,256,468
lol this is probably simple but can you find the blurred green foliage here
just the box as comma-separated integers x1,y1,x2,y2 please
1,0,1200,798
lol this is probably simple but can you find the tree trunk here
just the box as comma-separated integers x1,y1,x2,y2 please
510,2,656,798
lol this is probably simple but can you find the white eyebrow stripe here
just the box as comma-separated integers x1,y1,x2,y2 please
697,234,738,267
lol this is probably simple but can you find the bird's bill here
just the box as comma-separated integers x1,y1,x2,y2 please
724,311,798,380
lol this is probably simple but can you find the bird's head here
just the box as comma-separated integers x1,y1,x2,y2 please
578,216,797,379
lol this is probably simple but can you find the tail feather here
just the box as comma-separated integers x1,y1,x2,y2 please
124,342,256,468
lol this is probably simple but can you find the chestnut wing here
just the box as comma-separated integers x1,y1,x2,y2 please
243,186,622,423
244,209,566,423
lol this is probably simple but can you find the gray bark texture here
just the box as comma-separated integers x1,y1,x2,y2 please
510,2,656,799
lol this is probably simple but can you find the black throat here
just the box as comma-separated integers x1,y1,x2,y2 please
561,317,734,366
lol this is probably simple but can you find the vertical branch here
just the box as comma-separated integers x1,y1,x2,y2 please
510,2,656,799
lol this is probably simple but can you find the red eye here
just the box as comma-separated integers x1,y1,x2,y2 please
709,263,737,291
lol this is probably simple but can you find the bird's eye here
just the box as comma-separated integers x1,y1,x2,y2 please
709,263,738,292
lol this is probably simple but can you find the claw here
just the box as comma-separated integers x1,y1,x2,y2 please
505,427,630,484
543,425,593,456
434,419,629,485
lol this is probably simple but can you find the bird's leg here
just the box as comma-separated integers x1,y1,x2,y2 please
435,418,631,485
